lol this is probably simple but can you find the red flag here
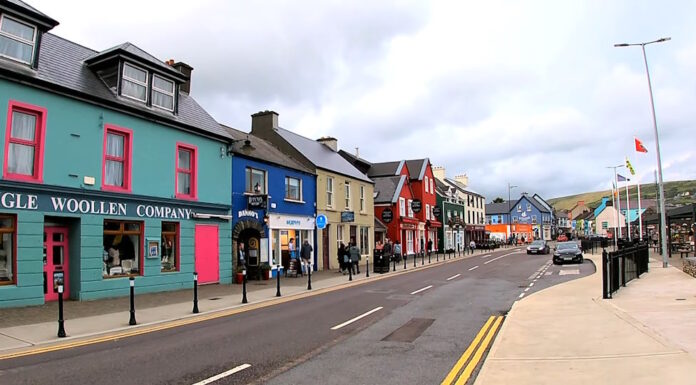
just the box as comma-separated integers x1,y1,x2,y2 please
635,137,648,153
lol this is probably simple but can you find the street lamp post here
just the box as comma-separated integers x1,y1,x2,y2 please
606,164,625,250
614,37,670,268
508,183,517,244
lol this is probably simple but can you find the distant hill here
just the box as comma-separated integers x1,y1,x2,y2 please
548,180,696,211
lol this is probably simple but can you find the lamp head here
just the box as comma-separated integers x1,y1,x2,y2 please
614,43,629,47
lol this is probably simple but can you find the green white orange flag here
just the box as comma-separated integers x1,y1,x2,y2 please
635,137,648,153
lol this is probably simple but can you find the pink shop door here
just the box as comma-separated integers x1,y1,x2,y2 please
195,224,219,284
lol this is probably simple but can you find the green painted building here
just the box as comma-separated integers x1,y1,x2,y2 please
0,1,233,307
434,178,466,252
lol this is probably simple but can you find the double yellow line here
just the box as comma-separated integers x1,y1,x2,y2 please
441,315,504,385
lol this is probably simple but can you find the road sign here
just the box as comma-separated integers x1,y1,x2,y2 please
316,214,328,229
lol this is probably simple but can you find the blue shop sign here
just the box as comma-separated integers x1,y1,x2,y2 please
316,214,327,229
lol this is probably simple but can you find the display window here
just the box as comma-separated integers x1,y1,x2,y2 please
103,220,142,277
0,215,16,285
161,222,179,272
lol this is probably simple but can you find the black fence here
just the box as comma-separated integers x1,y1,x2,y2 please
580,238,608,254
602,243,649,299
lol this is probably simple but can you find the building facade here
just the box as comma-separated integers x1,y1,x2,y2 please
435,178,465,252
0,2,232,307
432,168,486,244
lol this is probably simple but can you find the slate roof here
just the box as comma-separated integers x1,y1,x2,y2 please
3,0,58,27
275,128,372,183
434,177,450,196
486,201,512,215
405,159,427,180
368,161,402,177
336,149,372,175
373,176,405,204
85,42,185,79
221,126,313,175
574,211,594,221
0,32,232,141
444,178,484,198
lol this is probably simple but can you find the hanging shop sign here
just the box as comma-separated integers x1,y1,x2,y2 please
247,194,267,210
341,211,355,223
381,208,393,224
411,199,422,213
432,206,442,218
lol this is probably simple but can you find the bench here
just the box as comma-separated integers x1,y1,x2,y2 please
679,248,694,259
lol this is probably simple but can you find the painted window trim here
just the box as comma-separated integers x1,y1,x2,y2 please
3,100,46,183
0,214,17,286
326,177,334,208
0,15,36,65
175,142,198,200
284,176,302,201
399,197,406,217
101,124,133,193
152,74,175,111
344,181,351,210
359,185,365,213
121,62,149,103
245,167,267,194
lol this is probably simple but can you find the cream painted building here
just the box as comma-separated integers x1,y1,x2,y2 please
595,206,627,238
433,167,487,242
251,111,374,270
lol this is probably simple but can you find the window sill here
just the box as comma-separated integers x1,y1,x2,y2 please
0,281,16,286
284,198,305,204
160,269,179,273
102,273,140,279
175,194,198,201
4,173,42,184
244,192,267,196
102,185,132,194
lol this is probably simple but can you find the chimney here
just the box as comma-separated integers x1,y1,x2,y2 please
454,174,468,187
251,110,279,134
577,200,584,206
171,61,193,94
432,166,446,181
317,136,337,152
355,147,360,158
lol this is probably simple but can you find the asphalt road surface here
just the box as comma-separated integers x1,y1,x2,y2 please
0,247,594,385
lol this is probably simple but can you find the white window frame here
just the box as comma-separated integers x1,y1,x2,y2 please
285,176,302,201
152,74,175,111
0,15,36,65
430,179,434,195
359,185,365,213
344,181,351,210
527,203,532,212
407,199,414,218
399,197,406,217
424,176,429,193
121,63,149,103
426,204,431,220
326,177,334,208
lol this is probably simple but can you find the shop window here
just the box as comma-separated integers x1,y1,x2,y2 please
0,215,16,285
4,101,46,182
103,220,142,277
176,143,197,200
245,167,266,194
102,125,132,192
326,177,334,208
161,222,179,272
0,15,36,64
285,176,301,201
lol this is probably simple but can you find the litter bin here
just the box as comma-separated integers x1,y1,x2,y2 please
373,249,389,273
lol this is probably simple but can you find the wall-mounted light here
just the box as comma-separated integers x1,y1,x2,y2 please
222,136,256,157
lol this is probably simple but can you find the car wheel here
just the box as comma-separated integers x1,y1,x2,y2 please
527,251,530,254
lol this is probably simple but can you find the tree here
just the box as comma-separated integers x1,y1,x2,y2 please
492,197,504,203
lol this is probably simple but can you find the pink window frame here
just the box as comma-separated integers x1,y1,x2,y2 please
175,142,197,200
3,100,46,183
101,124,133,193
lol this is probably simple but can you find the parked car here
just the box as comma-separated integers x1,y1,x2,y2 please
553,242,583,265
527,240,550,255
557,234,568,242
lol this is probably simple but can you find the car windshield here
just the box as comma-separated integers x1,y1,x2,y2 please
557,242,578,250
531,241,544,246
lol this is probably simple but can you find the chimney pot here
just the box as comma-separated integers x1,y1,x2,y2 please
317,136,338,152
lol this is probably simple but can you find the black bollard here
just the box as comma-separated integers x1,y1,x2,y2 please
242,266,248,303
193,272,199,314
128,277,136,326
428,251,431,264
437,251,439,262
57,284,66,338
276,264,281,297
366,258,369,278
404,255,407,270
414,253,417,267
421,251,424,265
393,257,396,272
308,262,313,290
348,262,353,281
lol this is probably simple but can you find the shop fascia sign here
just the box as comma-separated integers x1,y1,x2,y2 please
0,189,223,220
268,214,315,230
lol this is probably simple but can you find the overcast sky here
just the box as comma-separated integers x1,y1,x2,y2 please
29,0,696,201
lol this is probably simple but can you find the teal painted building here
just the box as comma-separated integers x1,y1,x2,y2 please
0,2,233,307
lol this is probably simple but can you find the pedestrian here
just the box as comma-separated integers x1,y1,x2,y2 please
349,240,361,274
394,240,402,263
337,242,347,274
427,238,433,257
383,238,393,263
469,240,476,253
300,240,312,275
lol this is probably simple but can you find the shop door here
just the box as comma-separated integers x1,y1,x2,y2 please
44,227,69,302
322,225,330,270
195,224,219,284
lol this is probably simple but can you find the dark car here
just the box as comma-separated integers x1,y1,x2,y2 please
553,241,583,265
526,240,549,255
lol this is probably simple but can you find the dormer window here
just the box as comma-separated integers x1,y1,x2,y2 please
152,75,174,111
0,15,36,64
121,63,148,102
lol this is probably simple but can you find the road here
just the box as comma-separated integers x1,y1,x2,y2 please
0,246,594,385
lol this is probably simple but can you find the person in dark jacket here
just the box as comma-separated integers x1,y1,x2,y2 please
349,241,361,274
338,242,347,274
382,238,393,263
427,238,433,257
300,240,312,275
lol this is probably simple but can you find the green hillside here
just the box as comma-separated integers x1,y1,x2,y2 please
548,180,696,211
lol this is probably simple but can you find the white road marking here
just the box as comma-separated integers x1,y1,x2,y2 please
524,288,530,292
446,274,461,281
410,285,434,295
529,282,534,287
481,254,492,258
484,251,520,265
331,307,384,330
469,266,479,271
544,272,552,276
518,293,525,298
559,269,580,275
192,364,251,385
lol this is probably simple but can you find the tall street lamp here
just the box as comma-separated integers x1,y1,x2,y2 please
508,183,517,243
614,37,670,268
606,164,625,250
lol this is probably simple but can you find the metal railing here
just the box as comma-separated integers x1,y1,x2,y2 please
580,238,608,255
602,243,649,299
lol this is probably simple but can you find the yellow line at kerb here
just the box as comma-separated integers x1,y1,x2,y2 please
440,316,496,385
454,316,503,385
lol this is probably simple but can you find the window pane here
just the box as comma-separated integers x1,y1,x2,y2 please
286,177,300,200
8,143,34,175
153,76,174,92
122,80,147,101
106,133,124,157
0,36,33,63
0,230,14,283
161,223,177,272
103,228,140,277
178,149,191,170
11,111,36,140
1,17,35,41
177,172,191,195
245,168,251,192
152,91,174,110
123,64,147,83
105,160,124,186
125,223,140,232
252,169,265,193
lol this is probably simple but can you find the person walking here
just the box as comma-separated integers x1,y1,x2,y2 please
427,238,433,257
383,238,393,264
394,240,402,264
349,240,361,274
469,240,476,253
300,240,312,275
337,242,347,274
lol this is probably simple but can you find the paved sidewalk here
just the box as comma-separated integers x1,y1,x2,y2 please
475,251,696,385
0,250,479,354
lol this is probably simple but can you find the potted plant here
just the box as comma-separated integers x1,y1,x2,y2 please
234,265,245,284
260,263,271,280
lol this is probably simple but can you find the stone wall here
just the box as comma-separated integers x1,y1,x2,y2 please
683,257,696,278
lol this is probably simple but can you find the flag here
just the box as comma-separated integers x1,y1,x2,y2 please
612,180,618,197
617,174,630,182
625,157,635,176
635,137,648,153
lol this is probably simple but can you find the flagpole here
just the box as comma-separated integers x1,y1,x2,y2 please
611,180,618,249
614,167,623,239
637,178,643,241
625,180,631,241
